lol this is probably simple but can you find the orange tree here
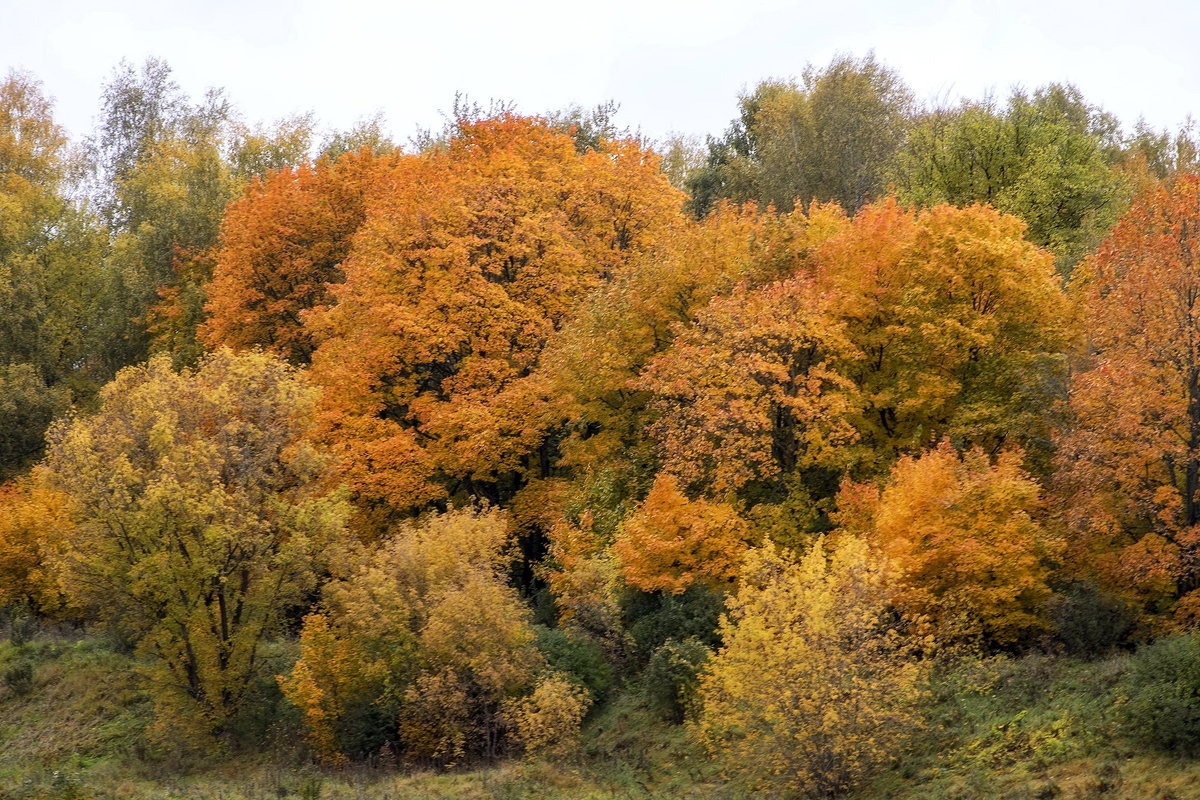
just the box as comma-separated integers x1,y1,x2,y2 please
201,147,393,364
1056,174,1200,620
867,441,1061,647
305,116,682,522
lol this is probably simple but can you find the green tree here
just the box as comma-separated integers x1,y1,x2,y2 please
0,69,107,476
892,84,1124,273
688,53,912,216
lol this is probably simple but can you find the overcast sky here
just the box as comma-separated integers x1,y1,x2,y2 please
6,0,1200,146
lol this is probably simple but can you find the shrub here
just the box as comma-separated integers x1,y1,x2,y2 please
2,660,33,696
1046,581,1134,658
625,584,724,666
642,637,710,722
6,606,36,648
696,537,927,797
503,672,592,759
1122,633,1200,755
534,626,613,702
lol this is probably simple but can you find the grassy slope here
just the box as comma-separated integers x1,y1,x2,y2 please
4,633,1200,799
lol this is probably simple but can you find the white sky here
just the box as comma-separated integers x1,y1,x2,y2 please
5,0,1200,146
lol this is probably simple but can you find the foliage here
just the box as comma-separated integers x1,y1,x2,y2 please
641,637,710,723
201,147,393,364
1046,581,1135,658
0,366,70,479
625,584,725,665
540,513,627,652
696,536,926,798
689,53,911,215
1056,174,1200,618
870,442,1062,647
0,479,71,615
306,115,683,523
533,626,614,702
614,473,753,594
892,83,1124,272
502,672,592,759
817,199,1071,474
280,507,545,766
43,350,346,740
0,71,108,474
1123,633,1200,755
545,201,843,478
639,273,860,497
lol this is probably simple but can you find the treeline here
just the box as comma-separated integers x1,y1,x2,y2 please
4,53,1200,796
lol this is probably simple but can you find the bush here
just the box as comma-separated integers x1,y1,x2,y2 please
2,660,33,696
503,673,592,759
624,585,724,666
642,637,710,722
534,626,613,702
1047,581,1134,658
1122,633,1200,755
696,538,927,798
6,607,36,647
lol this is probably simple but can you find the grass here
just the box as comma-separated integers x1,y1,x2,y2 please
6,629,1200,799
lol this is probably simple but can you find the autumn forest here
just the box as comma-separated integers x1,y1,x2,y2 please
5,53,1200,799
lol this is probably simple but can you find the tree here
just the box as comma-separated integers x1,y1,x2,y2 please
869,442,1061,646
201,147,393,364
0,69,107,476
816,199,1070,474
280,507,549,765
638,273,860,498
43,350,346,740
1056,174,1200,619
544,201,848,475
614,472,753,594
90,58,316,369
688,53,912,216
696,536,926,798
0,477,71,614
306,116,682,523
891,84,1124,273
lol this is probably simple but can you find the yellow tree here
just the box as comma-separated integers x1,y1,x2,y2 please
696,536,925,798
544,201,848,473
43,350,347,740
816,199,1070,474
280,507,549,765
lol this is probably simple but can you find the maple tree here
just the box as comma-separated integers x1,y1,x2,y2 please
815,199,1070,474
201,147,392,364
305,116,682,522
868,441,1061,646
1056,174,1200,620
696,536,926,797
42,350,346,739
614,472,754,594
638,272,860,498
545,201,848,474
